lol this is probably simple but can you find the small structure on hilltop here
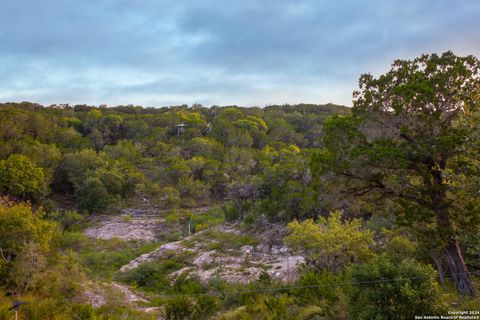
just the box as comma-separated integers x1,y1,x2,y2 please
175,123,186,135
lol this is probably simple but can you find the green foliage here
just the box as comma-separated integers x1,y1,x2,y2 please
285,211,375,271
0,102,347,218
61,149,105,189
348,256,446,320
117,258,184,291
0,154,47,199
189,207,225,233
192,230,258,251
61,149,145,213
77,176,114,212
319,52,480,296
234,294,293,320
165,297,194,320
260,147,315,221
234,116,268,132
380,229,420,264
20,298,68,320
46,209,86,231
104,139,144,162
292,271,344,313
0,200,57,261
63,234,157,279
177,175,210,206
186,137,223,158
4,97,473,316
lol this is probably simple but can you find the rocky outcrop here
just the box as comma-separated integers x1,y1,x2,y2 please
85,213,305,286
120,241,187,272
120,229,305,284
84,215,163,241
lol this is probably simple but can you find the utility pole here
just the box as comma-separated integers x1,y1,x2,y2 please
188,214,193,237
287,255,290,283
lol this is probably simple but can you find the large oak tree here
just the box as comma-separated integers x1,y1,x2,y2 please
318,52,480,296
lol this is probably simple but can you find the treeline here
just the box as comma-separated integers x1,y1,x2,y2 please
0,102,347,219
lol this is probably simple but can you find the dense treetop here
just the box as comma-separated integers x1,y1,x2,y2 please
0,102,348,220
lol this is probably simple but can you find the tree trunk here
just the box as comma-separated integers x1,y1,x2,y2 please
431,166,476,297
436,210,477,297
430,253,445,286
443,237,476,297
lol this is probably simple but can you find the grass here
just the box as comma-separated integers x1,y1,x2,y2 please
192,230,259,252
61,231,159,280
189,207,225,233
115,252,195,293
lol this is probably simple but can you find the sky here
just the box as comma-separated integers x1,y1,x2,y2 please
0,0,479,107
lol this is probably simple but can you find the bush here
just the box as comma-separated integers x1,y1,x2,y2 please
70,304,98,320
20,298,69,320
292,270,344,315
77,176,114,213
190,208,225,233
117,259,183,292
348,256,446,320
165,297,194,320
285,211,374,272
172,273,203,294
241,294,292,319
222,203,239,222
193,295,220,319
297,305,325,320
0,305,12,320
46,209,86,231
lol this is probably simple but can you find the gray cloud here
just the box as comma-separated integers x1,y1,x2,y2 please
1,0,479,106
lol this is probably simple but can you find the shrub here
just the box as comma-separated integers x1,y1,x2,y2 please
190,208,225,233
193,295,220,319
292,270,344,314
297,305,325,320
172,273,203,294
117,259,183,292
165,297,194,320
285,210,374,272
20,298,68,320
77,176,114,213
348,256,446,320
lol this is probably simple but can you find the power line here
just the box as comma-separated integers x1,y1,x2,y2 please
150,270,480,299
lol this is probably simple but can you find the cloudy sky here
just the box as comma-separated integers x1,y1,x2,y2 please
1,0,479,107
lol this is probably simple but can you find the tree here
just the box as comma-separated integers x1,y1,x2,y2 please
0,154,47,200
104,139,144,163
318,52,480,296
61,149,105,190
185,137,223,159
285,211,375,272
77,176,113,213
0,199,56,260
261,146,315,221
227,176,261,221
0,199,57,291
11,242,47,294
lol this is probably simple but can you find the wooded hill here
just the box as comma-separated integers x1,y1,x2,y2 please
0,102,348,218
